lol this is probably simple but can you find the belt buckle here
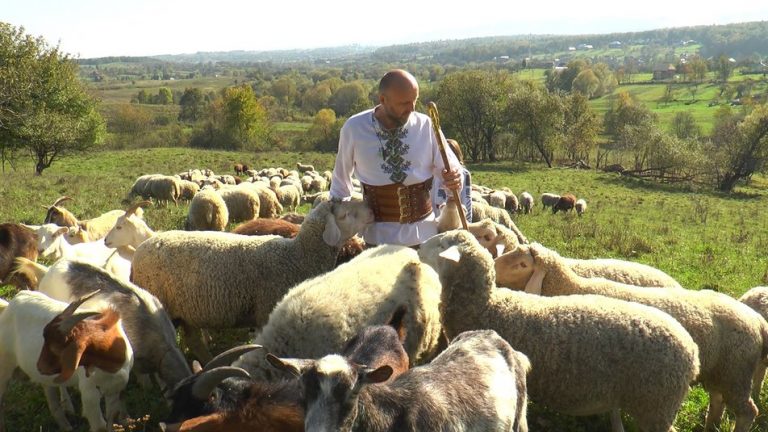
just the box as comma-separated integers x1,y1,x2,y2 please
397,185,412,224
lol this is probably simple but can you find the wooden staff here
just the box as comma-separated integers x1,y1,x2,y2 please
427,101,468,230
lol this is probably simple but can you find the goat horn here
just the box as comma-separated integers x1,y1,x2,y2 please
52,196,73,207
204,344,263,372
191,366,251,400
60,289,101,318
125,200,152,216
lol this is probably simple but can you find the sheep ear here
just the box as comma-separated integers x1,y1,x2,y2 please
322,212,342,247
439,245,462,262
362,365,393,384
524,268,546,295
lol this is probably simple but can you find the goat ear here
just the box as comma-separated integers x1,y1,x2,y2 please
54,227,70,237
53,342,83,384
322,212,342,247
21,224,40,232
438,245,462,262
362,365,393,384
266,354,313,378
58,311,100,335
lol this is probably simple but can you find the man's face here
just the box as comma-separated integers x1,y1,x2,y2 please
379,85,418,127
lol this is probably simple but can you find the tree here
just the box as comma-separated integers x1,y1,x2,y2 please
306,108,342,152
436,70,511,162
156,87,173,105
0,23,105,174
178,87,206,123
301,83,332,114
329,82,369,117
572,69,600,99
506,81,564,167
671,111,701,139
604,91,657,143
562,93,600,161
191,85,271,151
690,56,708,82
711,104,768,192
271,76,297,106
715,55,735,83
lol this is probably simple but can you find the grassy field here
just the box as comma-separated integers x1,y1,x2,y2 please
89,76,241,104
1,148,768,431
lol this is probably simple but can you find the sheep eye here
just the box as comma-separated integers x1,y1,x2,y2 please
116,226,122,230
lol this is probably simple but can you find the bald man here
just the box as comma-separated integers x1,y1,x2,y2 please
330,69,463,247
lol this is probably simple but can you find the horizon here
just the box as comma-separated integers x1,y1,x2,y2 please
5,0,768,58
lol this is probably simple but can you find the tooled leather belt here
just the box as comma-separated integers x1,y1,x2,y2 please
362,177,434,224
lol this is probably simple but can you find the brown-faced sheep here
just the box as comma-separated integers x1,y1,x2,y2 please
553,193,577,214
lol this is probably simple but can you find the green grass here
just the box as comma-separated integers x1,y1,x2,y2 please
91,76,241,104
2,148,768,431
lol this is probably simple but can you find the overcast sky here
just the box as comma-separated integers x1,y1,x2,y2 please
5,0,768,58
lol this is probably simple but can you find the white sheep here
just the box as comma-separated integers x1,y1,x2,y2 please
418,231,700,432
495,242,768,432
575,198,587,216
145,175,181,206
519,192,534,214
487,190,507,209
471,200,514,228
186,189,229,231
217,188,260,222
237,183,283,218
563,257,682,288
739,286,768,403
269,178,301,212
131,200,373,362
467,218,528,257
296,162,315,173
500,188,519,213
178,180,200,201
540,193,560,210
127,174,162,201
233,245,443,380
0,290,133,432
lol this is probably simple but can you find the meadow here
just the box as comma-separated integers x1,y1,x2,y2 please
1,147,768,431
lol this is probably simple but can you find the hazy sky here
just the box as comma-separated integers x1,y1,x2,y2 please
5,0,768,58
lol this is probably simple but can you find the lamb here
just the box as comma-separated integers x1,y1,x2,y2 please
519,192,534,214
739,286,768,403
467,218,528,257
269,178,300,212
0,223,38,289
131,200,374,362
540,193,560,210
268,329,531,432
233,245,443,380
0,290,133,432
178,180,200,201
217,188,260,223
418,230,701,432
33,259,191,392
496,242,768,432
553,193,577,214
296,162,315,173
471,200,514,228
186,189,229,231
575,198,587,216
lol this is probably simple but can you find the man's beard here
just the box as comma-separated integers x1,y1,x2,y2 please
384,107,410,128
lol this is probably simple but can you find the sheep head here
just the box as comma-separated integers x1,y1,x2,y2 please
38,290,128,383
313,200,374,247
494,242,562,294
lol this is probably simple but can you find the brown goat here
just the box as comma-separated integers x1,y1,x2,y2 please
0,223,39,289
43,196,79,227
37,291,128,384
233,163,244,175
553,193,577,214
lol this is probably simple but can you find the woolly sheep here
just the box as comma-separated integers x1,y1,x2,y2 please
496,243,768,432
519,192,534,214
309,176,328,193
127,175,162,201
468,218,528,257
132,200,374,362
553,193,577,214
540,193,560,210
739,286,768,403
296,162,315,173
233,245,443,380
488,191,507,209
186,189,229,231
418,231,700,432
471,200,514,228
217,188,261,222
564,257,682,289
575,198,587,216
500,188,519,213
269,179,301,212
237,183,283,218
146,175,182,206
178,180,200,201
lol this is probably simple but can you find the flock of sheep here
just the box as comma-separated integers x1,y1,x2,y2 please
0,159,767,432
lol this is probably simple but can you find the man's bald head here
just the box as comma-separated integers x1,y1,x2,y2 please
379,69,419,95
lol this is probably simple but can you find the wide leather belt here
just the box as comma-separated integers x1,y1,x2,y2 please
362,177,433,224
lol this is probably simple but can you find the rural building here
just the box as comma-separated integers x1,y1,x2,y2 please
653,64,677,81
608,41,622,49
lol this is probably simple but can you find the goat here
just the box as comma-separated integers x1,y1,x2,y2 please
0,290,133,432
103,201,155,250
0,223,38,289
43,196,129,243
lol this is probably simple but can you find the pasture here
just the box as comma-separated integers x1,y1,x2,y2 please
1,148,768,431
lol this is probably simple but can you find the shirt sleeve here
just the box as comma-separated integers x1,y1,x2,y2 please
330,120,355,200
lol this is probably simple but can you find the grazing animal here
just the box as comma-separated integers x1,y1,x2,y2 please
0,223,38,289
